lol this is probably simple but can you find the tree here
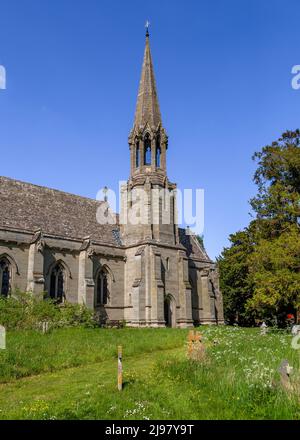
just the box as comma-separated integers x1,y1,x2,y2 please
250,129,300,238
218,225,256,325
246,224,300,324
196,234,205,250
219,130,300,326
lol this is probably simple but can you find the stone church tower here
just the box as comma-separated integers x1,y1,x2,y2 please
120,30,223,327
121,30,189,327
0,29,224,327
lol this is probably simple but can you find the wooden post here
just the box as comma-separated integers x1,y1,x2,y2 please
118,345,123,391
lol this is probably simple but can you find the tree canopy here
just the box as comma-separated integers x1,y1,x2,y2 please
218,130,300,326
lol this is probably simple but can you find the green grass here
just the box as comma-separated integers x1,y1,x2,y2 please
0,326,299,420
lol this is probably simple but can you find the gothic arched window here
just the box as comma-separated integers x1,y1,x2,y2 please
50,263,64,302
96,269,109,305
156,147,161,167
166,257,170,272
156,136,161,167
144,134,151,165
136,142,140,168
0,258,10,297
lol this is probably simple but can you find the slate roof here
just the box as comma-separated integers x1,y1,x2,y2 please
178,228,212,262
0,176,211,258
0,176,121,246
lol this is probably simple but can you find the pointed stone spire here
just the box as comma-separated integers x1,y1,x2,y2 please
134,28,162,130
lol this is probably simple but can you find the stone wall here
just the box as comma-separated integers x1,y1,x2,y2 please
0,228,126,323
0,228,223,327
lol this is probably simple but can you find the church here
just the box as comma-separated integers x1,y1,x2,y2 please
0,30,224,327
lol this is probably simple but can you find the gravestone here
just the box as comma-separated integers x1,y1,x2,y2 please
278,359,293,392
291,325,300,336
0,325,6,350
260,321,268,335
187,330,206,361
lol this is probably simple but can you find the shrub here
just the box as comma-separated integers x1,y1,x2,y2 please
58,302,98,329
0,290,98,330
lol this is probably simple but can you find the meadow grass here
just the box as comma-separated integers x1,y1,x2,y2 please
0,326,299,420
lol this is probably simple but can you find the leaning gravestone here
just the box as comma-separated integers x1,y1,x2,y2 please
187,330,206,362
278,359,293,392
0,325,6,350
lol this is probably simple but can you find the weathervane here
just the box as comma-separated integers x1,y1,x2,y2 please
145,20,150,37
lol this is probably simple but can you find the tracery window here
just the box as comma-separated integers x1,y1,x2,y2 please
136,142,140,167
156,146,161,167
0,258,10,297
166,257,170,272
50,263,65,302
96,269,109,305
144,134,151,165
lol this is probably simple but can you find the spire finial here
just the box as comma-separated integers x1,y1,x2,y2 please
145,20,150,37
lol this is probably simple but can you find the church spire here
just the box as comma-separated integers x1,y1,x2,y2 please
134,25,162,130
128,26,168,180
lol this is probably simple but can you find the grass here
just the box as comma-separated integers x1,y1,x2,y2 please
0,326,299,420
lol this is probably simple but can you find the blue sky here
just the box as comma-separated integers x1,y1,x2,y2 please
0,0,300,259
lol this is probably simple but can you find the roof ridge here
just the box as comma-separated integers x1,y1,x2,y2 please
0,176,120,245
0,175,104,205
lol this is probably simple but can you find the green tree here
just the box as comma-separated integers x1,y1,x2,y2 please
219,130,300,326
196,234,205,250
218,225,256,325
246,224,300,324
250,129,300,237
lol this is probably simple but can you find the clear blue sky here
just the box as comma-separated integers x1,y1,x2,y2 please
1,0,300,259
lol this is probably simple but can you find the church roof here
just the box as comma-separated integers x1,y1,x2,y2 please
0,176,121,246
134,31,162,129
0,176,211,260
178,228,212,262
